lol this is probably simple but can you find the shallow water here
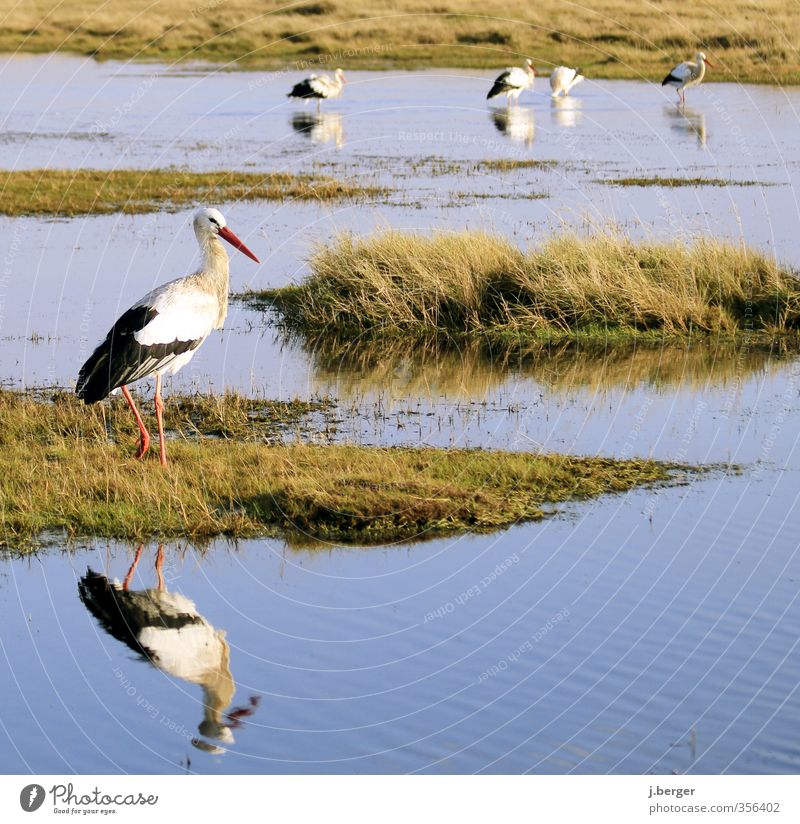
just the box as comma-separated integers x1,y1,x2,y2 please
1,56,800,774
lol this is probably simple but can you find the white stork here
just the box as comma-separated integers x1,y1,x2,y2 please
287,68,346,111
549,66,584,97
486,59,535,105
662,51,714,105
76,207,259,467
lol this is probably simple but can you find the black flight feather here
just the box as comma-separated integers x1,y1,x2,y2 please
487,73,514,99
79,568,204,663
76,304,202,403
288,79,323,99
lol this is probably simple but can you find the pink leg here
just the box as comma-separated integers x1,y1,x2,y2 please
123,544,144,591
154,374,167,468
155,545,165,591
121,385,150,460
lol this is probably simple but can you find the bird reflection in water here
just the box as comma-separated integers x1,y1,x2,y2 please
79,545,259,754
490,106,535,145
550,95,583,128
665,105,706,148
291,112,345,147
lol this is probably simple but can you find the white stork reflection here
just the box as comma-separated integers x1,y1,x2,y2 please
490,106,536,146
550,96,583,129
664,104,707,147
79,545,259,754
291,111,345,147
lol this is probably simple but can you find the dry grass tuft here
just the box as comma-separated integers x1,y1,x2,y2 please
0,1,796,82
476,159,559,173
599,176,778,188
258,229,800,342
0,390,681,549
0,169,383,217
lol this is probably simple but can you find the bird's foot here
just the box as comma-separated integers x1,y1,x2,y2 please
135,431,151,460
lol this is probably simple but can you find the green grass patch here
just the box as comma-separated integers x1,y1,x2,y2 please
0,1,797,83
598,176,779,188
247,228,800,344
0,168,384,217
0,389,687,549
476,159,559,173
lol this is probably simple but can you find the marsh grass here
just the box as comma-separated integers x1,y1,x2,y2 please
256,229,800,342
0,1,796,82
403,158,558,177
18,387,335,442
0,169,383,217
599,176,778,188
0,389,680,549
477,159,559,173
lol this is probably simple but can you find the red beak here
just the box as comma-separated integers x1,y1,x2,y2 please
218,226,260,263
704,58,714,68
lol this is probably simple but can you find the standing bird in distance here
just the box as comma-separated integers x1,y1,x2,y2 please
549,66,584,97
662,52,714,105
287,68,346,111
487,59,535,105
75,207,259,467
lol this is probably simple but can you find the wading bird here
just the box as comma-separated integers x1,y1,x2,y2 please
549,66,584,97
487,59,535,105
75,208,259,467
287,68,346,111
662,52,714,105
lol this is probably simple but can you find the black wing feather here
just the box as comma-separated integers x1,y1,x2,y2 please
76,304,200,403
288,79,323,99
662,72,681,86
79,569,203,661
487,74,513,100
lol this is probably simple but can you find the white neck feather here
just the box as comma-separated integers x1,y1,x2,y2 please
195,232,230,327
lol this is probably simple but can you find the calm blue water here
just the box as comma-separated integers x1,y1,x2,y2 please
0,56,799,774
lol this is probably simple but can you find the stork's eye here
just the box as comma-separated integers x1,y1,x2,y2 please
209,217,219,226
